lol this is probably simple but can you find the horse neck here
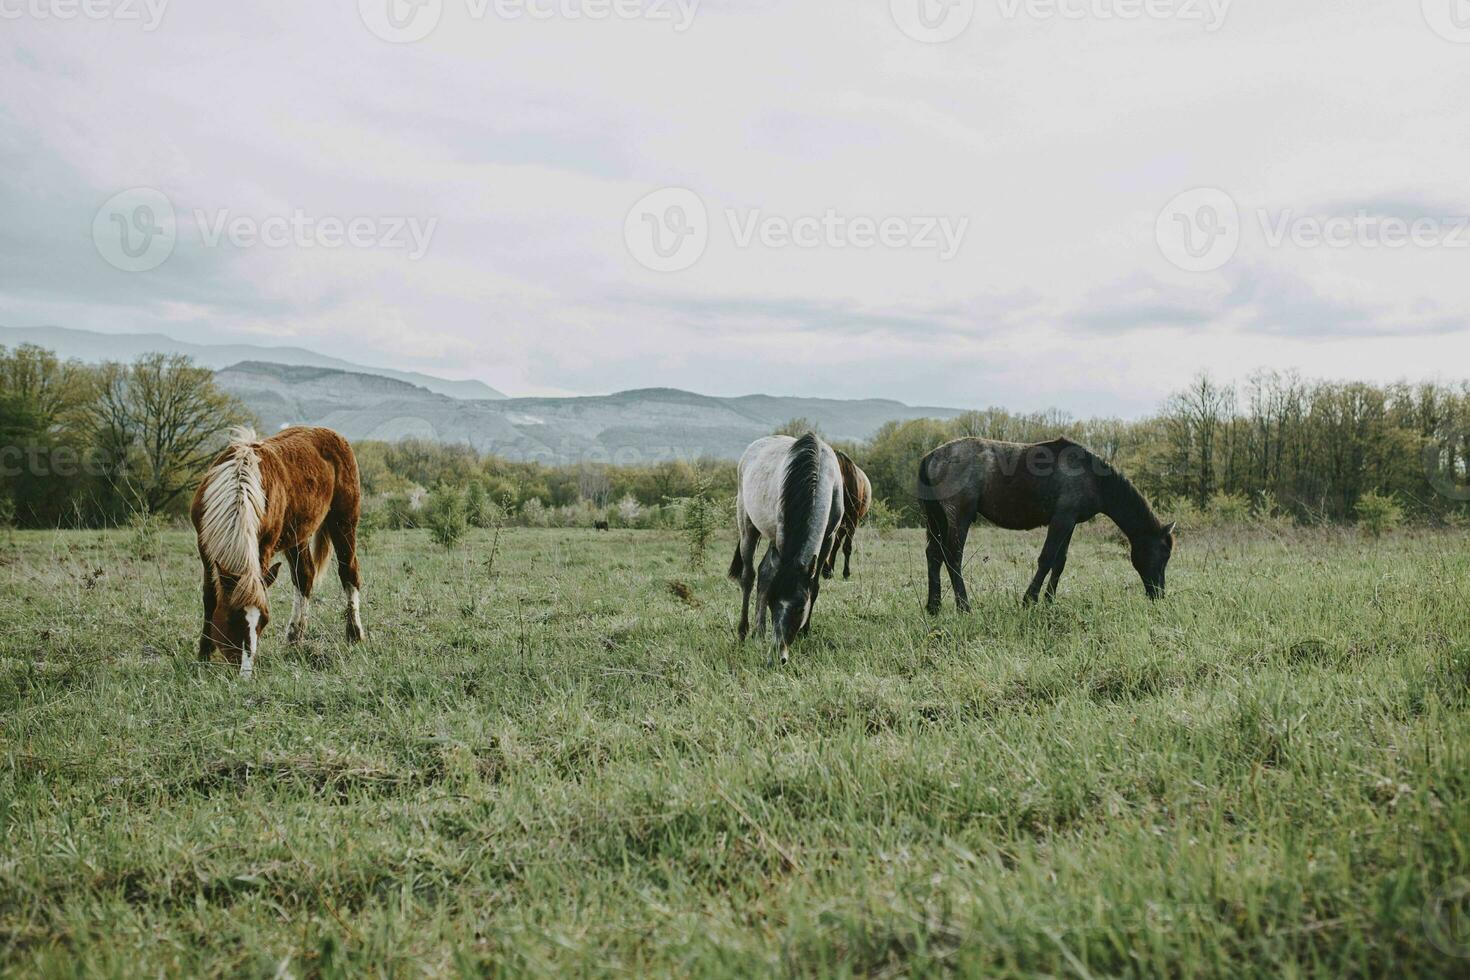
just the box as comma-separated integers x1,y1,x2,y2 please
1099,473,1159,543
200,439,271,607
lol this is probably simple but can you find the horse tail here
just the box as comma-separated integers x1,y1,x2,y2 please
198,427,267,608
728,542,744,580
917,451,949,548
310,525,334,586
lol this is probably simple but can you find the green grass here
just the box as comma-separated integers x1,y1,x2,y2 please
3,523,1470,977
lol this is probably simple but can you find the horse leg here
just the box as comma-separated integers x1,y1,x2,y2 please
805,489,843,633
198,561,217,660
1025,519,1074,604
923,502,947,615
327,515,365,643
285,537,321,644
1044,522,1076,601
736,522,760,641
821,524,845,579
944,514,973,614
841,527,854,579
754,547,775,639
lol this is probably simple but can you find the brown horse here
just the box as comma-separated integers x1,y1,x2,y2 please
821,450,872,579
918,437,1175,613
191,426,365,676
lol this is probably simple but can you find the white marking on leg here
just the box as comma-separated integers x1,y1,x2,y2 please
241,607,259,678
348,587,364,638
289,589,310,639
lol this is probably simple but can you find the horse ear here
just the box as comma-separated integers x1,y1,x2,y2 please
1162,522,1177,537
263,562,282,587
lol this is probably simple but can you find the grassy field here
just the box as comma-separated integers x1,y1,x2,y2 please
2,522,1470,977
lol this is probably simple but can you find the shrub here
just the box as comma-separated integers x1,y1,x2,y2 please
380,493,418,530
424,485,468,550
681,475,720,567
866,497,899,538
1356,491,1403,539
465,480,506,529
615,494,642,527
520,498,548,528
1206,493,1252,526
0,497,14,529
1251,490,1295,532
126,506,166,561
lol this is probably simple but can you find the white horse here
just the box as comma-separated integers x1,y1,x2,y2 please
728,433,844,664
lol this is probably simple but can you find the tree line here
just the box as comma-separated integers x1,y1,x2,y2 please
2,342,1466,530
0,345,251,527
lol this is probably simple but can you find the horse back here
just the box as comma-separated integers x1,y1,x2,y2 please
924,437,1096,531
257,427,361,542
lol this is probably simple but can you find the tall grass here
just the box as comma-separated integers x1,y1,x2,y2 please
1,525,1468,975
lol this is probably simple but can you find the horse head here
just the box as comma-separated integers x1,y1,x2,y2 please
1130,522,1176,599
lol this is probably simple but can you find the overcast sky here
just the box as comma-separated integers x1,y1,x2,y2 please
2,0,1467,415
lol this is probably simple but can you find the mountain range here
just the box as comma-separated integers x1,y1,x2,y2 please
3,326,964,463
1,325,506,400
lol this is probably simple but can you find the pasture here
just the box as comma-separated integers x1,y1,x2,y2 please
2,523,1469,976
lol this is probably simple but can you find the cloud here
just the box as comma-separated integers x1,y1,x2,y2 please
1,2,1468,415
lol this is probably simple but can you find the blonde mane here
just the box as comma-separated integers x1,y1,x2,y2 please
199,427,266,608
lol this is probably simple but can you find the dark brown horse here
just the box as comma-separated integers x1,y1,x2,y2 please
191,426,365,676
918,437,1175,613
821,450,872,579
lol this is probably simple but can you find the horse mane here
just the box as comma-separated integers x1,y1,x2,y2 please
1092,453,1163,540
198,426,267,608
780,433,824,565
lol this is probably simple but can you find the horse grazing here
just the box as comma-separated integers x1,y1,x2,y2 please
918,437,1175,613
191,426,366,676
728,433,844,664
821,449,872,580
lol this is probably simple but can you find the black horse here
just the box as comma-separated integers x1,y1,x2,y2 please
918,437,1175,613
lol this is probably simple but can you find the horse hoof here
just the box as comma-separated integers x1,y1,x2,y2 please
842,569,851,580
345,623,365,643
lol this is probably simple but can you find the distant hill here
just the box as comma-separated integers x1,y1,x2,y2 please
0,325,507,400
215,361,964,463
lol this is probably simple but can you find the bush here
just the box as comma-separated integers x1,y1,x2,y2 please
680,475,720,567
380,494,418,530
614,494,642,527
424,485,468,550
520,498,548,528
1207,493,1252,526
866,497,899,538
126,507,166,561
1356,491,1403,539
465,481,506,529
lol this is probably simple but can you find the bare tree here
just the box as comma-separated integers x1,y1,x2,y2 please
576,464,612,506
85,353,254,513
773,417,823,439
